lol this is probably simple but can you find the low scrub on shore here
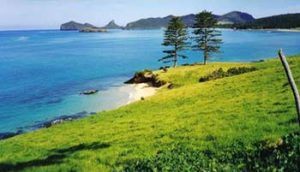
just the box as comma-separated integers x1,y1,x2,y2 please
0,56,300,171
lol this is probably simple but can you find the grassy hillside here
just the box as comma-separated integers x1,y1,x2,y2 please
0,56,300,171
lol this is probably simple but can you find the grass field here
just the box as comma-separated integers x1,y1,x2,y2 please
0,55,299,171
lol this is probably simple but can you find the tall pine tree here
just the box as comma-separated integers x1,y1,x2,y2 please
159,17,189,68
193,11,222,65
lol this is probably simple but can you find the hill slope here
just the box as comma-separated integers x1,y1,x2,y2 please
218,11,255,24
103,20,123,29
0,56,300,171
125,11,254,29
235,13,300,29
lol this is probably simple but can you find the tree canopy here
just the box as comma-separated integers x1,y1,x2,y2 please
159,17,189,67
193,11,222,65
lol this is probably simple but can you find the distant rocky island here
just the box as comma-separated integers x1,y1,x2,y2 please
60,11,300,31
60,20,122,32
60,21,98,31
60,21,107,32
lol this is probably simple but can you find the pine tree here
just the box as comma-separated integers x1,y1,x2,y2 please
159,17,189,68
193,11,222,65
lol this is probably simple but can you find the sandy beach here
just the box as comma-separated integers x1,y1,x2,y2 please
127,83,158,103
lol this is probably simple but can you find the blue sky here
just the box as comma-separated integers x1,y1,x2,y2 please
0,0,299,30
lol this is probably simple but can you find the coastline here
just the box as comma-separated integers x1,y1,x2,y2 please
127,83,158,104
243,28,300,33
0,82,158,140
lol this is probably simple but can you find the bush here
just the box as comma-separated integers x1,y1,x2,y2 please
199,67,257,82
123,145,221,172
122,132,300,172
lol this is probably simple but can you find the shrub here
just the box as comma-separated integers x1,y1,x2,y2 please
199,67,257,82
123,145,221,172
122,132,300,171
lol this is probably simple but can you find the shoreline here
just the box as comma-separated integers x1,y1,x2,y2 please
0,82,158,140
239,28,300,33
127,83,158,104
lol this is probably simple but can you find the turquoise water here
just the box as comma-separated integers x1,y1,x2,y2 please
0,29,300,133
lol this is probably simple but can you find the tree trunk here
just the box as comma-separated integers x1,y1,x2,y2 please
174,45,178,68
204,31,208,65
278,49,300,127
204,51,208,65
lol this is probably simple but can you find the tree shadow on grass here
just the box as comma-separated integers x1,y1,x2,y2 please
0,142,110,172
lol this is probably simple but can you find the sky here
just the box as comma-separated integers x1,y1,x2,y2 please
0,0,299,30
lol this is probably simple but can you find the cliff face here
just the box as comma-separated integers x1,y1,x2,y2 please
60,21,97,31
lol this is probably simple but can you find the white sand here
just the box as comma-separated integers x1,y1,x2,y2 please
127,83,157,104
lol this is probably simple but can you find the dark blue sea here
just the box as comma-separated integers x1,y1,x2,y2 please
0,29,300,133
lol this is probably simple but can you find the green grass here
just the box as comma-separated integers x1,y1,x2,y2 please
0,56,300,171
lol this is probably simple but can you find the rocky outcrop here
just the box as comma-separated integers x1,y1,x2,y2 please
32,111,91,129
0,130,23,140
0,111,97,140
80,90,99,95
125,70,166,87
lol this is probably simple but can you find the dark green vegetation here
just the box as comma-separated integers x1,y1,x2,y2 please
0,56,300,171
193,11,222,65
159,11,223,67
199,67,257,82
124,132,300,171
234,13,300,29
160,17,189,67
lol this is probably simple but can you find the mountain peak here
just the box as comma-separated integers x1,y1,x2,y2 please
104,20,122,29
218,11,255,24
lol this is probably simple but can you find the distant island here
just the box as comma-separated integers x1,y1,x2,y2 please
60,11,300,31
60,20,122,32
60,21,107,32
